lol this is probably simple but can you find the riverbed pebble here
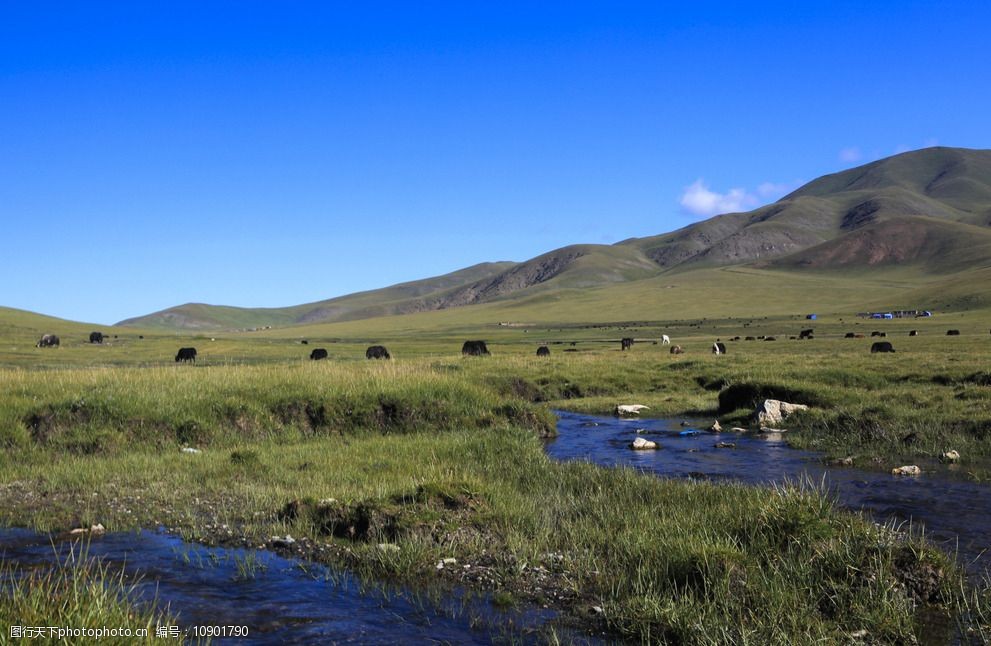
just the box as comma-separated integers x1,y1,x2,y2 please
891,465,922,476
630,437,658,450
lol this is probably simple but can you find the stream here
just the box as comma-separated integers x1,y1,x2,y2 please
0,527,589,645
547,410,991,579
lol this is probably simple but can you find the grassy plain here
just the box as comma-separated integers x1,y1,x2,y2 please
2,305,991,642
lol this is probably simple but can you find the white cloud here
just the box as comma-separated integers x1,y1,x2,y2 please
838,147,863,163
679,179,759,218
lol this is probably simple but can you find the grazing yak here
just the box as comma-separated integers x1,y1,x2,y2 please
89,331,104,344
947,329,961,336
175,347,197,363
661,335,671,345
845,332,856,338
669,345,684,355
621,337,634,351
36,334,60,348
870,341,895,353
536,346,551,357
744,336,756,341
712,342,727,355
909,330,918,336
799,329,813,339
365,345,391,360
309,348,328,361
300,339,309,345
462,340,490,356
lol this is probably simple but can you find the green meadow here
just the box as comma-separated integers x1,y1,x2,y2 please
2,299,991,642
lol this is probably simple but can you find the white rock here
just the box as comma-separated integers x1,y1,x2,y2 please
709,420,722,432
68,523,105,536
941,450,961,463
630,437,658,450
615,404,650,416
891,465,921,476
181,447,201,454
755,399,809,427
759,427,788,433
730,427,749,433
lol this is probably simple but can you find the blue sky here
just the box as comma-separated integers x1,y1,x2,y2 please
2,2,989,324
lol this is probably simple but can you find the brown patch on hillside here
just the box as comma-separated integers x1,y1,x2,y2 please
772,218,981,269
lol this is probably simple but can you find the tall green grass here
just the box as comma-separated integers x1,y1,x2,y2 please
0,541,180,645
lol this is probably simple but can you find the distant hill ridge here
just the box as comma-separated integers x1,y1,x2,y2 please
116,147,991,330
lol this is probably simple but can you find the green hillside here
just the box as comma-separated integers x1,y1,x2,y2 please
112,146,991,331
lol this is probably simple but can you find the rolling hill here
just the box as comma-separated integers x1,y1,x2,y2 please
116,146,991,330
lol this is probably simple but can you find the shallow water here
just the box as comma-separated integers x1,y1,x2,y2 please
548,410,991,578
0,528,590,645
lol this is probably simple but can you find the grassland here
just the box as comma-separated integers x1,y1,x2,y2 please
3,304,991,642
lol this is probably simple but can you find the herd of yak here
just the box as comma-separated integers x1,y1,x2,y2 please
31,333,492,363
30,325,979,364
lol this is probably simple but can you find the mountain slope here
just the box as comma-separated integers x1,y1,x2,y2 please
116,146,991,330
623,147,991,270
117,262,517,329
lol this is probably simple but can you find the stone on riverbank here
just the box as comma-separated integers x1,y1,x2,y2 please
755,399,809,427
891,465,921,476
940,450,961,463
69,523,105,536
615,404,649,416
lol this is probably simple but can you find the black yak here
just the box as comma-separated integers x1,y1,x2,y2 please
366,345,391,359
462,340,490,356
